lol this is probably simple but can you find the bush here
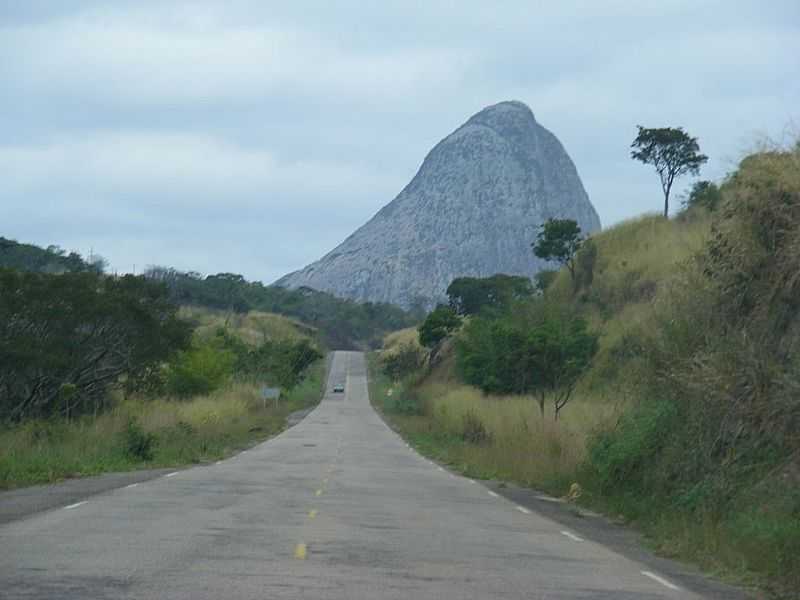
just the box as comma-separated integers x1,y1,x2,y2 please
122,419,157,461
166,342,236,398
381,343,424,381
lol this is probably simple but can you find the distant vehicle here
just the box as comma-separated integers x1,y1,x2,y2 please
333,385,345,393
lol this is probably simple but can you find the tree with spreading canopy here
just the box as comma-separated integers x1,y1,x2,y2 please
631,126,708,218
532,218,583,290
446,274,534,316
418,305,462,349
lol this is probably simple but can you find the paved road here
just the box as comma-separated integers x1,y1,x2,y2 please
1,352,736,599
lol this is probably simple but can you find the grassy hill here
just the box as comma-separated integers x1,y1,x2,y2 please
373,143,800,597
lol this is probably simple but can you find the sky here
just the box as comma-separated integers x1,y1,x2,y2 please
2,1,798,283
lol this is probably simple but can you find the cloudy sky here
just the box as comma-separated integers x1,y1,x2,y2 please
2,1,798,282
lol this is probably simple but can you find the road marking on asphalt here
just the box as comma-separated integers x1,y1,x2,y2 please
294,543,307,560
641,571,681,591
309,509,318,519
487,490,500,498
315,489,323,496
215,461,223,465
560,530,584,542
125,483,139,489
467,479,476,484
516,505,531,514
536,494,563,503
323,477,329,485
64,501,87,510
437,466,445,472
165,472,179,478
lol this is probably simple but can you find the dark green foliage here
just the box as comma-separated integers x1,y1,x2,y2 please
683,180,722,212
145,267,416,349
0,270,192,422
122,419,157,461
588,399,680,498
166,328,322,396
456,300,598,418
0,238,92,274
381,344,425,381
532,219,583,287
631,126,708,217
446,274,534,316
418,305,462,348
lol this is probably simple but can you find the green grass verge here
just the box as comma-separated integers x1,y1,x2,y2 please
0,359,326,490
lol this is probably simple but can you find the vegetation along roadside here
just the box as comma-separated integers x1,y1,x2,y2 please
373,142,800,599
0,271,327,489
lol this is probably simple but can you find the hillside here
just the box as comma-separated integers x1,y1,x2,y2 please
0,237,416,349
0,238,95,273
278,100,600,309
374,143,800,597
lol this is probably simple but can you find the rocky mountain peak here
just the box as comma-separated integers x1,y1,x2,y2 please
276,101,601,309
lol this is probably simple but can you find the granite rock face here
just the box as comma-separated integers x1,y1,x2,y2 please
276,101,601,309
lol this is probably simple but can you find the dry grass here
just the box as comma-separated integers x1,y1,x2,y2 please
381,327,422,355
420,382,620,487
0,361,326,489
179,306,315,346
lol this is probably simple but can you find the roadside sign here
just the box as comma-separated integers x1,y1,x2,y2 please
261,387,281,409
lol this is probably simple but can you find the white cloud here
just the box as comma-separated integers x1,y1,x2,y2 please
2,14,473,107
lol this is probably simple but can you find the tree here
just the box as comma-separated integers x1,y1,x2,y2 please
418,305,462,349
455,301,598,419
532,219,583,289
631,126,708,218
527,314,598,420
447,274,534,316
683,180,722,212
0,270,192,421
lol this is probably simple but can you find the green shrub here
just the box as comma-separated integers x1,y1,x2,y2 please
588,399,679,496
122,419,156,461
381,343,424,381
166,342,236,398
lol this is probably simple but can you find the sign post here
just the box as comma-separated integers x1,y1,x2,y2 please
261,387,281,410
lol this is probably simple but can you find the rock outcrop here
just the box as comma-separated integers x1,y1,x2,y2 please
276,100,601,309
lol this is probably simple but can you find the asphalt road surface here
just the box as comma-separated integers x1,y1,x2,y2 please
1,351,744,599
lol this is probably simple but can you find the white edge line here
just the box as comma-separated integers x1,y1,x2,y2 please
535,494,563,503
64,501,87,510
215,461,223,465
165,472,179,478
560,530,584,542
125,483,138,489
516,505,531,514
641,571,681,591
487,490,499,498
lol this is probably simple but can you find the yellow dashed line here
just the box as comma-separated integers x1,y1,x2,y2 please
309,509,318,519
294,543,307,560
315,489,323,496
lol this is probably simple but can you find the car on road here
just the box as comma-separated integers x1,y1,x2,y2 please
332,385,345,393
